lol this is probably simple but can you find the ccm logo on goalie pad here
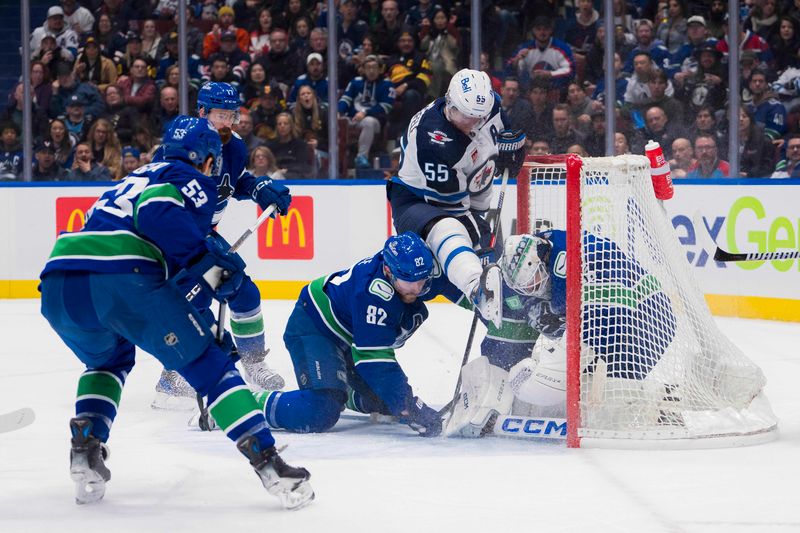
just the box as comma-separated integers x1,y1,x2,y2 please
496,416,567,439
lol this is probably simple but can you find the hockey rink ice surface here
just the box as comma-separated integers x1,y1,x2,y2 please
1,299,799,533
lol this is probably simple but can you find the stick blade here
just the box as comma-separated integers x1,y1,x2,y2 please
0,407,35,433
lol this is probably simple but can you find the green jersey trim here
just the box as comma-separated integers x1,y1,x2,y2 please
307,275,353,344
47,230,166,270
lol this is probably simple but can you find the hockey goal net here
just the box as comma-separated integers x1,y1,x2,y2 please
516,154,778,448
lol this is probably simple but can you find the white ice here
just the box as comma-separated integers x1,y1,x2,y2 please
1,299,799,533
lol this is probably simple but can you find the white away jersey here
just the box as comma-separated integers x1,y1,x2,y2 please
392,96,509,213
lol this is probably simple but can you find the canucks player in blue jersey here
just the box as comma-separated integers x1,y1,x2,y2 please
246,232,456,437
154,82,292,408
446,231,677,437
387,68,527,331
40,117,314,509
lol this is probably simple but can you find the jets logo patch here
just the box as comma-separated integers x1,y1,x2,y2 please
427,131,453,145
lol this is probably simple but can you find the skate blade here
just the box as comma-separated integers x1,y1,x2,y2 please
275,480,315,511
151,392,199,411
70,462,106,504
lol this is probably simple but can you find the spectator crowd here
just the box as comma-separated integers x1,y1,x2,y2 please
4,0,800,181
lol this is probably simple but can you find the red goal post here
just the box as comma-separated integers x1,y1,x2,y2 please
514,154,778,449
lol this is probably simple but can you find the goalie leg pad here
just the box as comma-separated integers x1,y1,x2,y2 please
445,356,514,438
508,335,567,408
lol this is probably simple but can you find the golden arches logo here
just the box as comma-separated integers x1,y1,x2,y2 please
265,207,306,247
66,208,87,233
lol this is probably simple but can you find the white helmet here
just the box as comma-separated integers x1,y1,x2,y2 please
445,68,494,119
501,234,552,298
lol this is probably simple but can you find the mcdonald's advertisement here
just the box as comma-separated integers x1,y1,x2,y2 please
0,181,799,321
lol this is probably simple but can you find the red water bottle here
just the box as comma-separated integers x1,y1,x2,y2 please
645,140,674,201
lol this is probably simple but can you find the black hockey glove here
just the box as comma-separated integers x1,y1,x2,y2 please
400,396,443,437
528,300,566,339
496,129,527,178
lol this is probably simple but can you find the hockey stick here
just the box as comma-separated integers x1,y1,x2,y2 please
0,407,35,434
195,204,278,431
714,248,800,262
439,168,511,420
692,211,800,263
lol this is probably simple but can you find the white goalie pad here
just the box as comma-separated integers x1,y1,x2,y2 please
445,356,514,438
508,335,567,408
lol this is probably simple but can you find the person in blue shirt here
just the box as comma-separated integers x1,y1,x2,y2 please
251,232,457,437
40,116,313,510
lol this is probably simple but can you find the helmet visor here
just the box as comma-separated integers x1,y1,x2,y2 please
207,107,240,127
393,276,432,299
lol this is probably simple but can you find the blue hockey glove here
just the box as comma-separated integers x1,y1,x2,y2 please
528,300,566,339
400,397,442,437
252,177,291,215
187,239,246,302
497,129,527,179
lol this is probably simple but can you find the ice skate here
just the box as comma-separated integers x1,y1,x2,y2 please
240,349,285,391
151,369,198,411
237,437,314,510
69,417,111,505
471,263,503,328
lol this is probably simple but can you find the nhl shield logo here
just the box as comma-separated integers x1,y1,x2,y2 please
164,332,179,346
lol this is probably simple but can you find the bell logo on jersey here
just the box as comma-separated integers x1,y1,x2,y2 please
55,196,99,234
258,196,314,260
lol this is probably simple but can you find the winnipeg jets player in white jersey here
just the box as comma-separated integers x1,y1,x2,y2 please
387,68,526,327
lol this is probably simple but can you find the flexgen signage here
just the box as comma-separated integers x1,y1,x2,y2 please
55,197,97,234
257,196,314,260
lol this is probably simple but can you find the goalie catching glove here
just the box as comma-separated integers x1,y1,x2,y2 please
496,129,527,179
252,177,292,215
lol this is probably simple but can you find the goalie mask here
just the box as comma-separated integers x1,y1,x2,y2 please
501,234,552,298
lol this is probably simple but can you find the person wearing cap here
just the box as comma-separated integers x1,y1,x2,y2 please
74,34,118,92
287,52,329,108
386,30,432,138
252,82,286,140
338,54,394,168
60,0,95,35
337,0,369,56
50,65,104,120
30,5,79,62
508,16,576,89
622,19,670,76
115,31,153,78
62,93,91,140
674,43,727,120
120,145,141,175
214,30,252,83
256,28,302,89
203,5,249,59
156,31,203,84
33,140,69,181
670,16,717,80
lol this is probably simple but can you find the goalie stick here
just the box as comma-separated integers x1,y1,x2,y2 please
440,168,511,419
0,407,35,434
195,205,277,431
693,211,800,263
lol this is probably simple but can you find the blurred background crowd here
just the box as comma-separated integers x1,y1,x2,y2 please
3,0,800,181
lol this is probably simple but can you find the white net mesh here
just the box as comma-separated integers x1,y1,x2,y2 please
519,155,777,445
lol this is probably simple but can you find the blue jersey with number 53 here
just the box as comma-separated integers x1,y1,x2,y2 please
41,161,217,279
299,251,460,414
